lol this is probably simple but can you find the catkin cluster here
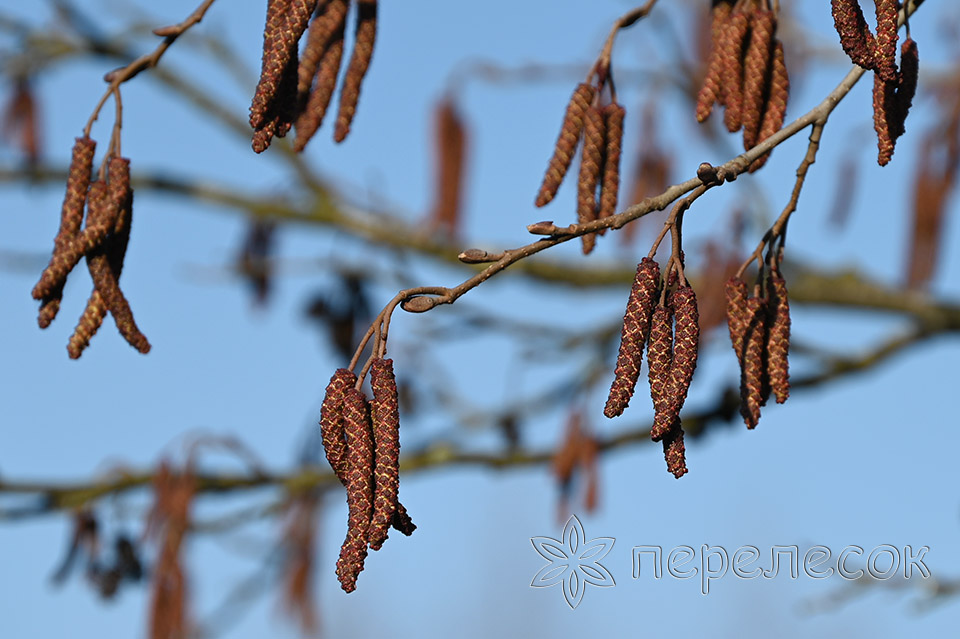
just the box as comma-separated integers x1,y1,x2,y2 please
604,259,700,478
534,82,626,254
319,360,415,593
724,271,791,429
31,137,149,358
830,0,918,165
250,0,378,153
696,0,789,171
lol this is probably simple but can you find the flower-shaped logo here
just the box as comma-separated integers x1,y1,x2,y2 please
530,515,615,609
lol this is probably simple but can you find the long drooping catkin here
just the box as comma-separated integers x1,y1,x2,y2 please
577,106,605,255
336,387,374,593
766,273,791,404
598,103,625,222
873,71,897,166
37,136,96,327
604,258,660,418
696,1,733,123
750,42,789,172
250,0,296,130
666,285,700,418
535,83,596,207
647,303,674,441
893,38,919,142
297,0,349,103
334,0,377,143
720,7,751,133
294,11,347,151
428,98,468,237
874,0,899,83
319,368,357,483
830,0,877,70
741,10,776,150
724,277,749,364
368,358,400,552
740,297,767,429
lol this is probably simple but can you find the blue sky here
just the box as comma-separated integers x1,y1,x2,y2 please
1,1,959,637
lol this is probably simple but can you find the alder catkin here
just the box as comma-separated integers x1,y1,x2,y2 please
605,258,661,418
830,0,877,71
661,423,688,479
696,1,733,123
294,23,346,150
535,83,596,207
297,0,349,102
428,98,468,237
724,277,749,364
766,273,791,404
874,0,899,83
319,368,357,483
873,71,897,166
719,7,751,133
740,296,767,429
893,38,919,142
334,0,378,143
336,387,374,593
666,285,700,418
598,103,625,223
740,10,776,150
368,358,400,551
250,0,295,130
647,303,675,441
576,105,605,255
750,42,789,172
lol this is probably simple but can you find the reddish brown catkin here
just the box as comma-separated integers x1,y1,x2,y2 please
598,103,625,223
334,0,377,143
319,368,357,483
535,83,596,207
391,502,416,536
647,303,675,442
830,0,877,70
250,0,294,130
64,182,109,356
696,1,734,122
740,296,767,429
429,98,468,236
766,273,791,404
750,42,789,172
662,424,688,479
893,38,919,142
740,9,776,150
368,358,400,552
36,136,96,327
724,277,749,365
297,0,349,103
874,0,899,83
604,258,661,418
873,71,898,166
577,105,605,255
720,7,751,133
336,387,374,593
666,286,700,418
294,3,348,151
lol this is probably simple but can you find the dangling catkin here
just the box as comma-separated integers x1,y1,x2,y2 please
696,1,733,123
766,273,791,404
873,71,897,166
576,105,605,255
647,303,675,442
719,7,751,133
319,368,357,483
334,0,378,143
368,358,400,551
598,103,625,223
535,83,596,207
740,9,776,150
336,387,374,593
661,423,688,479
740,296,767,429
874,0,899,83
750,42,789,172
666,285,700,419
724,276,749,364
294,18,346,150
250,0,296,130
830,0,877,71
893,38,919,142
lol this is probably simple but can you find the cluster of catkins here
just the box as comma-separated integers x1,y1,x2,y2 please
320,359,415,592
604,258,700,478
534,80,626,255
724,270,791,429
250,0,378,153
31,136,150,358
697,0,789,171
830,0,918,166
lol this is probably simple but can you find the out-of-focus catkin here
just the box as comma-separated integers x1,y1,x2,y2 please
719,7,751,133
741,10,775,150
535,83,596,207
696,1,733,123
749,42,789,172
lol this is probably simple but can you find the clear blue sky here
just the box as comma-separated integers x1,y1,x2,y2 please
1,1,959,637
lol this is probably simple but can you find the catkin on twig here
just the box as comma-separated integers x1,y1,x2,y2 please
741,10,776,150
576,106,605,255
336,387,374,593
873,71,898,166
598,103,625,223
830,0,877,71
319,368,356,483
750,42,789,172
428,98,468,238
250,0,297,130
893,38,919,142
696,1,733,123
368,358,400,551
334,0,378,143
739,296,767,429
604,258,660,418
665,285,700,419
766,273,791,404
874,0,899,83
297,0,349,102
535,83,596,207
294,1,349,150
719,7,751,133
647,303,674,442
724,277,749,364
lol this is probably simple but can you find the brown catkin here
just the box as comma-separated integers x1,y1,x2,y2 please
250,0,295,130
604,258,661,418
740,10,776,150
535,83,596,207
336,387,374,593
577,105,605,255
294,12,347,151
830,0,877,70
666,285,700,418
428,98,468,237
874,0,899,83
297,0,349,102
661,423,688,479
368,358,400,552
766,273,791,404
720,8,751,133
893,38,919,142
36,136,96,327
333,0,377,143
724,276,749,364
696,1,733,122
740,296,767,429
647,303,675,442
319,368,357,483
598,103,625,223
873,71,898,166
749,42,789,172
391,502,416,536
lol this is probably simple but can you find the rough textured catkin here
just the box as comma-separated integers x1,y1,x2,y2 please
334,0,377,143
577,106,605,255
535,83,596,207
766,273,791,404
830,0,877,70
873,71,898,166
696,1,733,122
598,103,625,222
740,10,776,150
319,368,356,483
874,0,899,83
294,17,346,151
368,358,400,552
666,286,700,418
391,502,416,536
893,38,919,142
740,297,767,429
250,0,295,130
724,277,749,364
647,303,675,442
604,258,661,418
661,423,688,479
297,0,349,102
336,388,374,593
749,42,789,172
720,7,751,133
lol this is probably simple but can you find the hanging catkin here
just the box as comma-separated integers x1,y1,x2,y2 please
368,358,401,551
336,387,374,593
535,83,596,207
576,106,605,254
334,0,378,143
